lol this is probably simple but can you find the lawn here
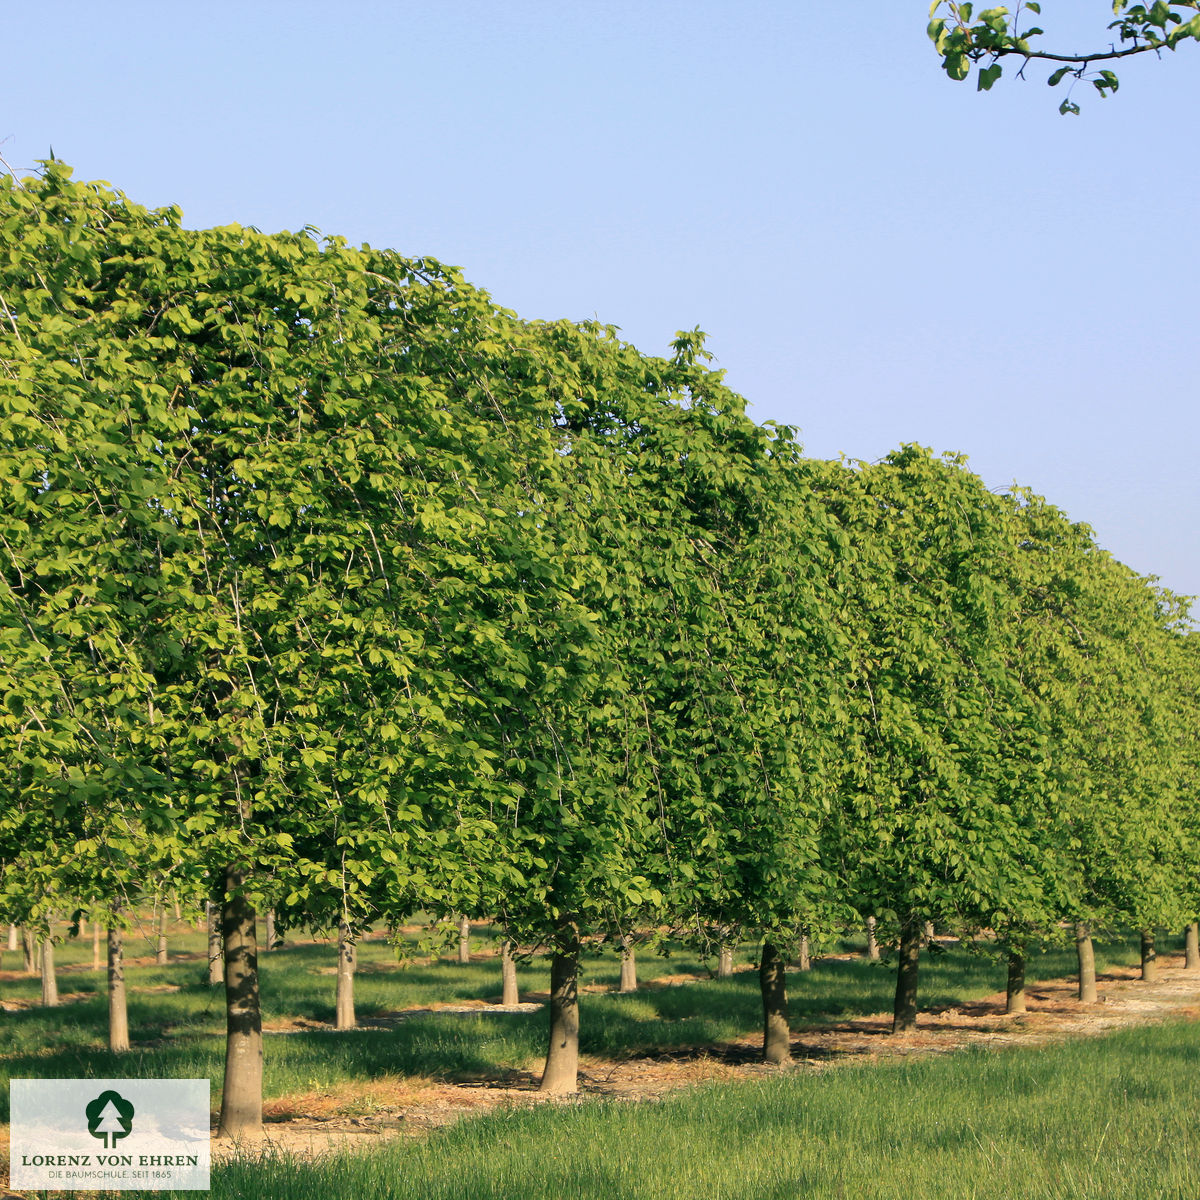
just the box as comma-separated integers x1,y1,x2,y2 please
192,1018,1200,1200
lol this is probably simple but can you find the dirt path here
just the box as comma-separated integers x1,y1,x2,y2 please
206,953,1200,1163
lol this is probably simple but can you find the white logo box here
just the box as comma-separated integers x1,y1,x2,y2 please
10,1079,210,1191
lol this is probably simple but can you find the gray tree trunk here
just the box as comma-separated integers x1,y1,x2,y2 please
1076,921,1098,1003
866,915,880,961
216,866,263,1139
92,920,101,971
264,909,276,952
335,919,356,1029
21,927,35,973
207,900,223,986
923,920,936,943
760,941,791,1064
717,944,734,978
40,937,59,1007
500,940,519,1005
457,915,471,964
1185,922,1199,971
893,921,921,1033
619,936,637,993
6,924,16,952
539,925,581,1094
1006,946,1027,1014
796,933,811,971
1140,929,1158,982
156,905,168,965
108,919,130,1053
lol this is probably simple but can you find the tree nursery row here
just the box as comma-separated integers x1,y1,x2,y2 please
1,164,1197,1137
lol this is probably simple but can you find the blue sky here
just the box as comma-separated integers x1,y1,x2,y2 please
7,3,1198,601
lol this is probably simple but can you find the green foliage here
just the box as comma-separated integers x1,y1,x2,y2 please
2,161,1197,1076
929,1,1200,110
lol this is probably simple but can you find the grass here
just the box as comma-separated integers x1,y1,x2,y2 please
2,920,1189,1197
0,917,1151,1126
184,1019,1200,1199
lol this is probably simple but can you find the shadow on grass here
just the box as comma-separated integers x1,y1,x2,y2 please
0,930,1151,1124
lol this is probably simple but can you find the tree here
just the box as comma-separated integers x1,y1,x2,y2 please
0,160,597,1131
1005,492,1193,996
928,2,1200,112
811,448,1053,1032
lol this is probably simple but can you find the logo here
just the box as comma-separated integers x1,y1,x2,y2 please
86,1089,136,1149
10,1078,209,1191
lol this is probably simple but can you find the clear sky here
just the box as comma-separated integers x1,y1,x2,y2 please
7,3,1198,601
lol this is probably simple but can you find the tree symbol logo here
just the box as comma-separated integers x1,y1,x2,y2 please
85,1090,135,1149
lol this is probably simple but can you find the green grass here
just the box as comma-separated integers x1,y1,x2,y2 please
3,921,1189,1197
0,918,1152,1125
186,1020,1200,1199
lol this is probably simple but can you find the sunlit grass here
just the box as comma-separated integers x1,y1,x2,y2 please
188,1020,1200,1200
0,916,1153,1128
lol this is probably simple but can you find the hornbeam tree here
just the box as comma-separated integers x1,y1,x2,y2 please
479,320,841,1088
0,164,190,1047
1000,491,1194,997
1169,628,1200,968
0,161,598,1130
811,448,1051,1033
636,434,852,1066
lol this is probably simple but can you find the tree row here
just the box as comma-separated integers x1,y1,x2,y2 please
1,163,1196,1135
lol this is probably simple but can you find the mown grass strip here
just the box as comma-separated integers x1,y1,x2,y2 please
199,1019,1200,1200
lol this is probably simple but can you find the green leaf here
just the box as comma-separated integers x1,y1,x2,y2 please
945,52,971,81
977,63,1003,90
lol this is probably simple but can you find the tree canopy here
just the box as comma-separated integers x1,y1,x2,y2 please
1,161,1196,1110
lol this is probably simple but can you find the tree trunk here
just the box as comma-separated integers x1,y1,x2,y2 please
21,927,35,974
40,937,59,1007
173,896,182,921
796,933,811,971
539,925,581,1094
1006,945,1027,1014
156,905,168,965
335,918,356,1029
717,944,734,978
760,940,791,1064
108,918,130,1053
1140,929,1158,982
866,915,880,961
500,940,519,1005
457,915,471,964
207,900,223,986
923,920,936,943
618,936,637,993
1185,922,1199,971
264,909,276,952
6,924,16,952
216,866,263,1139
79,916,88,937
92,920,101,971
893,921,921,1033
1076,921,1097,1003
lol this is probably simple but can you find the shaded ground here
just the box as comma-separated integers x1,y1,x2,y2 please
208,951,1200,1162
